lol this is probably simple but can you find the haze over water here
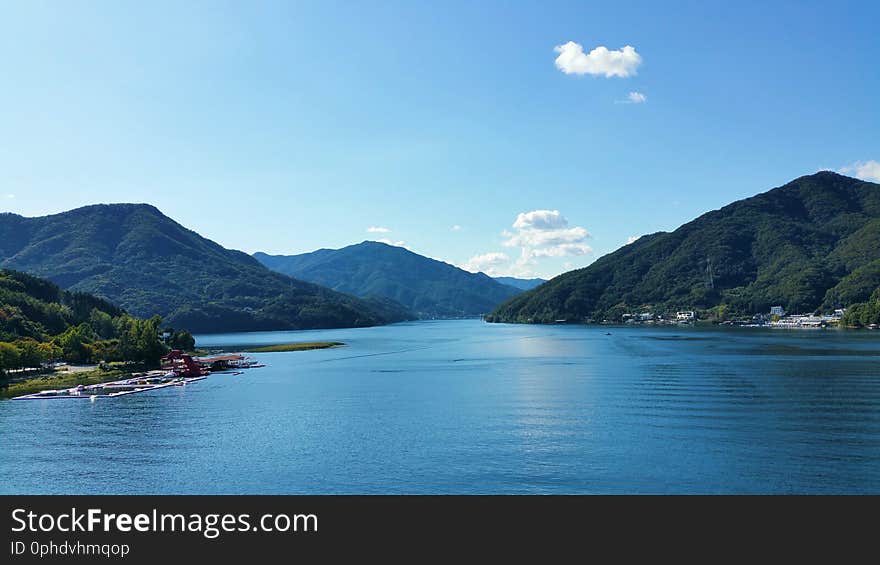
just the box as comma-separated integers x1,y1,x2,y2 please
2,320,879,494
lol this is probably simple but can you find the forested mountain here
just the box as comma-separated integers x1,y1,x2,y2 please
0,205,411,332
0,269,170,376
255,241,522,318
488,172,880,323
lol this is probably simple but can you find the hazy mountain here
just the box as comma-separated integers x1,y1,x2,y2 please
255,241,522,318
0,205,411,332
493,277,547,291
488,172,880,323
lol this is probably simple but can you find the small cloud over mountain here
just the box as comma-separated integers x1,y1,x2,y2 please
839,160,880,182
464,209,592,278
375,238,406,247
462,252,510,277
367,226,391,233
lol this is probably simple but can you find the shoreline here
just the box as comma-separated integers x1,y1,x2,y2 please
1,368,129,400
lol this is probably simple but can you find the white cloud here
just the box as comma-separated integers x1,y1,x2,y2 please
462,252,510,276
375,238,405,247
450,225,462,231
615,91,647,105
839,160,880,182
2,193,14,199
502,226,589,248
628,91,646,103
502,209,593,276
626,235,640,245
512,209,568,230
461,209,592,278
367,226,391,233
554,41,642,78
528,243,592,257
503,210,590,250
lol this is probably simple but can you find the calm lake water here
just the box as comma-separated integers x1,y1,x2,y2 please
2,320,879,494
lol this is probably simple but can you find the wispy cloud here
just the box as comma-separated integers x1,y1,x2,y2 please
839,160,880,182
367,226,391,233
627,91,647,104
2,193,15,199
615,91,647,105
626,235,641,244
450,225,462,231
554,41,642,78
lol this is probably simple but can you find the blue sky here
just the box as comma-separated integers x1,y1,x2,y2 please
2,0,878,278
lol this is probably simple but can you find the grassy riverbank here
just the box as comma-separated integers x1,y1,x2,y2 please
243,342,344,353
1,368,129,399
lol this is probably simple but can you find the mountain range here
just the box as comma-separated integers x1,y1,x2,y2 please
0,205,411,333
488,172,880,323
254,241,522,318
5,171,878,332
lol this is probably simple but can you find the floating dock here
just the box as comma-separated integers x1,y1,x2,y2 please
11,374,208,401
11,351,262,401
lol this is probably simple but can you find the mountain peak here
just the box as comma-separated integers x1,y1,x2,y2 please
0,205,409,332
787,170,874,187
255,242,522,318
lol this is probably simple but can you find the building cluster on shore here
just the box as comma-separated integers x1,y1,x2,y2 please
763,308,848,329
621,311,696,325
619,306,874,329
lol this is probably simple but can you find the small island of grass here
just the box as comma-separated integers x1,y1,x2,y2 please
243,342,344,353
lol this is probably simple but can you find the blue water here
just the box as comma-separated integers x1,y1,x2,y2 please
2,320,879,494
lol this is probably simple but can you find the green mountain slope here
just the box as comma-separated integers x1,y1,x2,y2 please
0,269,173,377
1,269,123,342
0,205,411,333
488,172,880,323
254,241,522,318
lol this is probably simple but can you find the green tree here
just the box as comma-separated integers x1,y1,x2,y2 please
841,287,880,327
169,329,195,352
36,341,61,363
117,315,167,366
13,338,44,368
56,323,97,364
88,308,116,339
92,339,122,362
0,341,22,376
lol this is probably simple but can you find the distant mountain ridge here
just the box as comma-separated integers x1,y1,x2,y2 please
255,241,522,318
488,172,880,323
0,204,411,333
493,277,547,291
